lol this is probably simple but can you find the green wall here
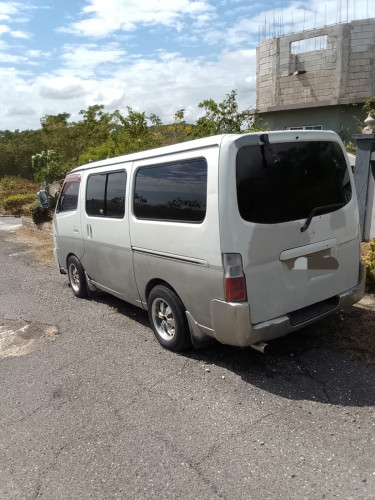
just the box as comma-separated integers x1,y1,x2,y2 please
260,104,364,142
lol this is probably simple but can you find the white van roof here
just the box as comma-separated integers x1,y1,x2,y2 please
69,134,229,173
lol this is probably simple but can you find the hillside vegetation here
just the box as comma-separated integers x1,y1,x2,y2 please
0,90,265,184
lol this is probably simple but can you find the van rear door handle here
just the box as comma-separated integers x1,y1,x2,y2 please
87,224,93,239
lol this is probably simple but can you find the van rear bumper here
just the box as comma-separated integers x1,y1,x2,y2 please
211,261,366,347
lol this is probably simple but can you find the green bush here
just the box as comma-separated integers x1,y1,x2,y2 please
31,206,53,225
365,240,375,293
343,141,356,155
3,194,36,215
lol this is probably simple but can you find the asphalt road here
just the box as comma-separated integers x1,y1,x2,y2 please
0,228,375,499
0,216,22,232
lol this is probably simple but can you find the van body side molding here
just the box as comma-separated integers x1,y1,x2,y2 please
132,247,208,267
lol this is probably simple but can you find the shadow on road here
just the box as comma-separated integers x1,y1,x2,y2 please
89,290,375,408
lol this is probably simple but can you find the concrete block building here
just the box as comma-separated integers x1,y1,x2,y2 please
256,18,375,139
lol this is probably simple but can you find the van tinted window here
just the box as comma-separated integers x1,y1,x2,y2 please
236,141,352,224
57,180,80,213
134,159,207,222
86,170,126,218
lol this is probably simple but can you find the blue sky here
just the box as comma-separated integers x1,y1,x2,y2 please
0,0,374,131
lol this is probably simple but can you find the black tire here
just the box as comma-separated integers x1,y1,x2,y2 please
67,255,88,298
147,285,192,351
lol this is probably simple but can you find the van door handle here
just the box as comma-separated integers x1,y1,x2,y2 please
73,226,80,234
87,224,93,239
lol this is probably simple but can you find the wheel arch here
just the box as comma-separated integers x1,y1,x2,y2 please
66,252,79,269
145,279,184,307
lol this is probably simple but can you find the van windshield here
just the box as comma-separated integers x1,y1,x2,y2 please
236,140,352,224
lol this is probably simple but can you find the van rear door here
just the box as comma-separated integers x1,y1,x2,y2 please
220,131,360,325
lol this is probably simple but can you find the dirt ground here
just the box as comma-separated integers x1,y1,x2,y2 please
9,226,55,267
7,225,375,367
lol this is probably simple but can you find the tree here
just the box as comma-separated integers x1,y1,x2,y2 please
32,150,66,183
73,105,113,157
0,129,43,179
78,107,155,164
40,113,74,168
193,90,267,139
174,109,185,122
194,90,250,137
108,107,154,156
149,113,163,127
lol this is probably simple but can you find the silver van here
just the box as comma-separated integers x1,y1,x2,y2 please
53,131,365,351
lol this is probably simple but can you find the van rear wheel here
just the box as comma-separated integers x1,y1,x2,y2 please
148,286,191,351
67,256,88,298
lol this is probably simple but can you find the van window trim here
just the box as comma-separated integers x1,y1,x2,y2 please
56,174,81,214
132,156,208,224
85,168,127,220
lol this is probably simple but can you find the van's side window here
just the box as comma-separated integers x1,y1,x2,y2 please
57,180,80,213
134,159,207,222
86,170,126,218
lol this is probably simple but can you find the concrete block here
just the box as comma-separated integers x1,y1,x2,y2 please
350,31,371,40
359,78,371,85
351,43,372,53
354,58,371,66
353,71,371,80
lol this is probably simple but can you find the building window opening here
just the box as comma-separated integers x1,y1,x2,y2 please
291,35,327,54
286,125,323,131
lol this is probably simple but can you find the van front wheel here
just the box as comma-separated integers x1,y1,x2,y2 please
67,256,88,298
148,286,191,351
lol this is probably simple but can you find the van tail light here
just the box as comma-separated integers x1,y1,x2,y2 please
223,253,247,302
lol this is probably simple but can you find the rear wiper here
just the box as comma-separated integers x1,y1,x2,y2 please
259,134,280,165
301,203,345,232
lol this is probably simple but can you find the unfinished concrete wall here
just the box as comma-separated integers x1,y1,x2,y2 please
256,18,375,111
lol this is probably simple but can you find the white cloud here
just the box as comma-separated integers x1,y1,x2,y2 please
0,23,9,34
26,49,51,58
6,104,35,116
59,43,127,77
37,76,94,100
61,0,215,37
98,48,257,121
10,29,29,38
0,51,26,63
0,2,22,16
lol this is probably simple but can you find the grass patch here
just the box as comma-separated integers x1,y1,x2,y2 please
9,226,55,267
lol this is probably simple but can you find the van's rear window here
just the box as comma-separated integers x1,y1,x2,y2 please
236,141,352,224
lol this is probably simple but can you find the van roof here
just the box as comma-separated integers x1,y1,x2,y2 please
69,133,230,173
68,129,341,174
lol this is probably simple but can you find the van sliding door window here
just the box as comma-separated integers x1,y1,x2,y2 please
236,141,352,224
86,170,126,218
134,159,207,222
